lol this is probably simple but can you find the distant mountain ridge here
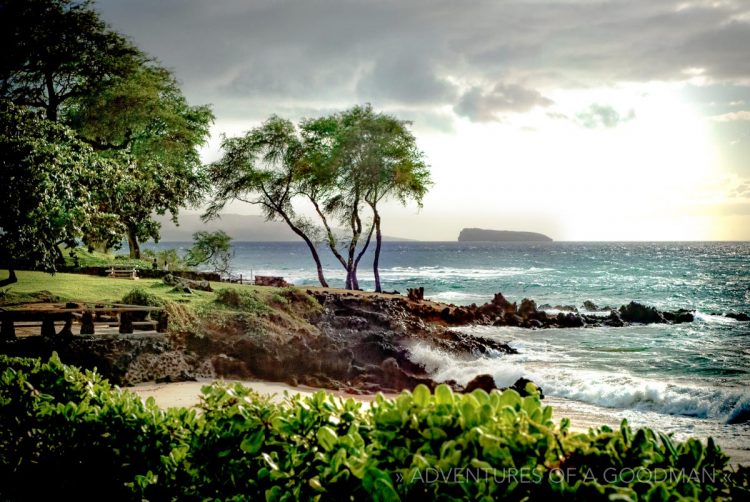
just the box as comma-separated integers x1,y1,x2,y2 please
458,228,553,242
156,213,413,242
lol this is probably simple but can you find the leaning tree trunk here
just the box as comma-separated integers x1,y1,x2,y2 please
126,224,141,259
372,209,383,293
0,268,17,288
279,213,329,288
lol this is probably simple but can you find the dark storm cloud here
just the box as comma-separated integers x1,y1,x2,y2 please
94,0,750,122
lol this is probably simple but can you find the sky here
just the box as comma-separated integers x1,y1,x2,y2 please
95,0,750,241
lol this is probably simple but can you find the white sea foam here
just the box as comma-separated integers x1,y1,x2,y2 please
406,340,750,423
694,311,742,324
378,266,554,280
426,291,489,303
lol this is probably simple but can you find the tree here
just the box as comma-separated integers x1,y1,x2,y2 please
69,64,214,258
207,106,430,291
0,101,106,285
344,106,430,292
185,230,233,275
206,117,330,287
300,105,430,291
1,0,214,258
0,0,142,121
300,112,376,290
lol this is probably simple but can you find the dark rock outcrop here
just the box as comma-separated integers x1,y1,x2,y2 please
518,298,538,318
725,312,750,322
465,374,497,393
662,309,695,324
163,273,212,292
619,302,666,324
508,377,544,398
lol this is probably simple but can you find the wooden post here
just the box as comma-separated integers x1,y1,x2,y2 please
156,310,169,333
80,310,95,335
119,312,133,334
1,318,15,341
58,314,73,338
41,317,56,337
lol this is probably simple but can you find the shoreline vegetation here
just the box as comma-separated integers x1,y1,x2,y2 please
2,270,749,468
2,354,748,500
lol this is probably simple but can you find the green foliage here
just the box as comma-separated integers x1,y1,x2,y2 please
185,230,233,274
0,0,141,121
214,287,268,314
142,248,186,271
206,105,432,290
1,355,747,500
70,64,214,258
300,104,432,291
0,101,109,274
121,287,164,307
1,0,213,259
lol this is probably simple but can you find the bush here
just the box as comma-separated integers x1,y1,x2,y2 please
121,287,164,307
214,288,268,314
0,355,747,500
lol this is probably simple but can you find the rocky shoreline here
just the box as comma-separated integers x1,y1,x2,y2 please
2,288,748,395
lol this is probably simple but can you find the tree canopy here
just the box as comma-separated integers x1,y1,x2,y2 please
301,105,431,290
185,230,233,275
0,0,142,121
207,105,430,290
0,101,106,285
69,64,214,257
1,0,213,258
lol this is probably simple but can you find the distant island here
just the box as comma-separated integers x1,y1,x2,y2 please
458,228,553,242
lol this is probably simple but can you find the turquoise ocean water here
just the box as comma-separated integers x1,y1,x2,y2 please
154,241,750,451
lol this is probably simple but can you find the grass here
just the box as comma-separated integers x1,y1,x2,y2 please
0,269,266,308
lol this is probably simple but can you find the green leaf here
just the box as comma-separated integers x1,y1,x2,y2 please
240,429,265,454
435,384,454,406
412,384,430,407
497,389,522,410
317,426,338,451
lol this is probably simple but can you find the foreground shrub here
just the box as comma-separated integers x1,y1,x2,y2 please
0,355,747,500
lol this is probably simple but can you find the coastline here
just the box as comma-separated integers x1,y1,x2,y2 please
128,379,750,467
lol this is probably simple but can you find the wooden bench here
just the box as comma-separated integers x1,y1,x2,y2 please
108,265,139,280
0,304,167,340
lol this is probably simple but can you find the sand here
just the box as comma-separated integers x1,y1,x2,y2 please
129,380,749,467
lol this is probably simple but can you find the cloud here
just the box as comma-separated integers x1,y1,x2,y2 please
356,58,457,105
710,110,750,122
93,0,750,122
454,83,553,122
730,180,750,198
576,104,636,129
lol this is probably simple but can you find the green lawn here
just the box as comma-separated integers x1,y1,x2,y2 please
0,270,258,307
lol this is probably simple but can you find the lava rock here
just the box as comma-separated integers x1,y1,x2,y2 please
619,302,666,324
603,310,625,327
464,374,498,393
508,377,544,399
518,298,538,318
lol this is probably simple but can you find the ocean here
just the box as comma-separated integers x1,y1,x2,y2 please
152,240,750,454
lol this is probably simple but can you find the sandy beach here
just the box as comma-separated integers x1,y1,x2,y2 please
129,379,750,467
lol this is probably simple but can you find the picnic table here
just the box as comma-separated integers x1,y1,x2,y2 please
108,265,139,279
0,303,167,341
